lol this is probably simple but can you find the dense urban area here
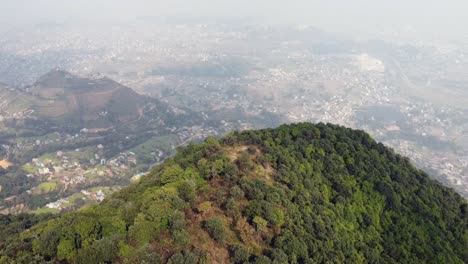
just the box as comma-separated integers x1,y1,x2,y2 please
0,19,466,215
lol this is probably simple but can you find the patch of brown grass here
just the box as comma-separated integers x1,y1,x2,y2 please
0,159,13,169
228,145,249,162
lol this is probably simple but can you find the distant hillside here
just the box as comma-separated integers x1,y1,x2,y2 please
28,69,147,127
0,123,466,263
0,69,203,134
0,84,34,114
0,69,212,218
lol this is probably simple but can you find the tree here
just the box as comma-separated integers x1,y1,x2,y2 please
34,228,60,258
160,164,184,184
204,136,221,155
167,253,184,264
237,151,253,172
265,206,285,227
177,181,195,204
253,216,268,232
270,249,288,264
230,244,250,264
204,218,227,243
169,211,186,233
57,239,76,260
254,255,272,264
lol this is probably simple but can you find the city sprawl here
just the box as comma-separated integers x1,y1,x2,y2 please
0,19,466,214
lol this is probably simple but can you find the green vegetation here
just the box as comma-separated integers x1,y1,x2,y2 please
0,123,466,263
15,133,60,145
203,217,227,243
31,207,60,215
130,135,180,164
0,213,57,249
22,164,36,174
34,181,58,194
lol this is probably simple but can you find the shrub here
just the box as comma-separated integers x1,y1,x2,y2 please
203,218,227,243
177,181,195,204
230,244,250,264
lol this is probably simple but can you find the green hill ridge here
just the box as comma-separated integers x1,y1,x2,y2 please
0,123,466,263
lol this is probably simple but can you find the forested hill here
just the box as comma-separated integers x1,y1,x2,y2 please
1,123,466,264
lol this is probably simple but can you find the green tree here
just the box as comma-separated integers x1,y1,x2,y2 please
177,181,196,204
253,216,268,232
230,244,250,264
160,164,184,184
204,218,227,243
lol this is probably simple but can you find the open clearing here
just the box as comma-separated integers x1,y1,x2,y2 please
0,159,13,169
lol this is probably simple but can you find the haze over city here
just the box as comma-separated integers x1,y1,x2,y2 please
0,2,467,263
2,0,468,41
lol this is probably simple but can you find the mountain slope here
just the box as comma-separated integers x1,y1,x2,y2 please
0,123,466,263
0,70,207,216
30,69,147,127
0,69,203,136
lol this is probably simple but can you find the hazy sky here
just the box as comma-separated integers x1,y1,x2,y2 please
2,0,467,39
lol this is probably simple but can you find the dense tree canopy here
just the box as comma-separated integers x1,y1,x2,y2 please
0,123,466,263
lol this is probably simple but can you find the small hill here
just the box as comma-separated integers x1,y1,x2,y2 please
0,69,204,141
0,69,197,132
29,69,146,126
0,123,466,263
